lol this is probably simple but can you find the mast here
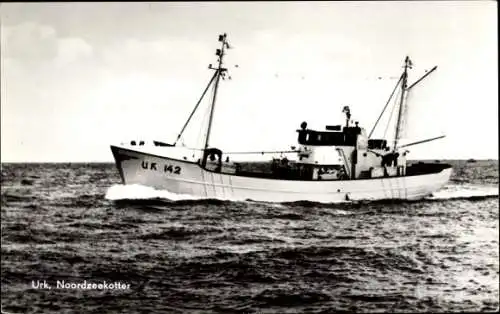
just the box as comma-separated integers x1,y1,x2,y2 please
393,56,412,152
204,33,230,151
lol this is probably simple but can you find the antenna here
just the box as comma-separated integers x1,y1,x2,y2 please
342,106,351,127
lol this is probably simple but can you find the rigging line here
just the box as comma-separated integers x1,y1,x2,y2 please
407,66,437,90
174,71,218,146
383,87,401,139
398,135,445,148
202,75,219,149
369,73,404,138
175,145,206,151
194,92,214,151
224,150,297,155
400,88,411,143
161,147,299,155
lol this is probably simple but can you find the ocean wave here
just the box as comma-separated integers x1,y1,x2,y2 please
104,183,498,210
2,162,499,313
105,184,244,204
429,184,498,200
0,193,36,204
105,184,200,201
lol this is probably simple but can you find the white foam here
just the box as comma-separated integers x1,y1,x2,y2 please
105,183,498,203
429,184,499,200
329,209,352,215
105,184,202,201
104,184,252,202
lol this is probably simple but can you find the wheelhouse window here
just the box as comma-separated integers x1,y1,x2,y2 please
368,139,387,150
297,129,359,146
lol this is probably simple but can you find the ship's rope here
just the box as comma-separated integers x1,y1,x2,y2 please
399,88,412,145
383,87,402,139
190,95,213,159
369,74,403,138
173,146,298,156
380,174,388,199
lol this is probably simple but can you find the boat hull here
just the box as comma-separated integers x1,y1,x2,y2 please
111,145,452,202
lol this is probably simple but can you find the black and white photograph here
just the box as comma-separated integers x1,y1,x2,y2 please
1,1,498,313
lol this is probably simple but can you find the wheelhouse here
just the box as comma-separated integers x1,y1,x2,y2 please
297,126,362,147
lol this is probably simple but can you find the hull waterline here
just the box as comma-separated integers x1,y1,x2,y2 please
111,145,452,203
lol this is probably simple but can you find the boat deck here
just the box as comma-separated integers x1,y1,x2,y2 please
217,161,452,181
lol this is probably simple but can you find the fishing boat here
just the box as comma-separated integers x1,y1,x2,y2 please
110,33,452,202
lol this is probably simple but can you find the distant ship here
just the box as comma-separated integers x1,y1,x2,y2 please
111,33,452,202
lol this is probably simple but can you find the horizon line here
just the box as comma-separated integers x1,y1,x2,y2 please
1,158,498,164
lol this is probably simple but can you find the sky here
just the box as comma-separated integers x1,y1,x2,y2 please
1,1,498,162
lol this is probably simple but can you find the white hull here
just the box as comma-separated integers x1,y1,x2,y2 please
111,145,452,203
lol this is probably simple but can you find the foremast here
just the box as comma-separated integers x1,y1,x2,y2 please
205,33,230,150
173,33,231,153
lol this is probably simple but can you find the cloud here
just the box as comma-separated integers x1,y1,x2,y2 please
1,21,98,162
99,37,210,78
1,2,497,161
1,22,58,62
1,21,93,66
55,37,93,66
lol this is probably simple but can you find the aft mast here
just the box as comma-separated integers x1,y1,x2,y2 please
369,56,441,151
393,56,412,152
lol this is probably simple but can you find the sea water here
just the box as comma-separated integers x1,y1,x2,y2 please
1,160,498,313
